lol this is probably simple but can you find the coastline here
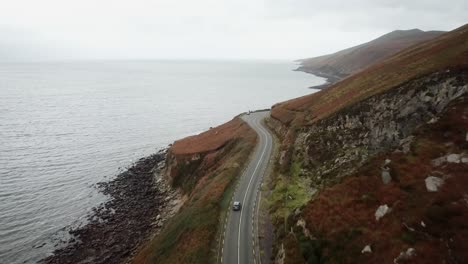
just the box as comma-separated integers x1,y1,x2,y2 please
293,66,346,89
41,149,182,264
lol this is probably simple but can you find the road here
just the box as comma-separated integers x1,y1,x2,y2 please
222,111,273,264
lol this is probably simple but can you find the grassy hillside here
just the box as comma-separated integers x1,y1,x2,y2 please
284,95,468,263
268,24,468,263
275,24,468,126
297,29,444,83
133,117,257,263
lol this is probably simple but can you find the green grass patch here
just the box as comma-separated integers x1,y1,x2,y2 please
268,175,312,220
290,159,302,178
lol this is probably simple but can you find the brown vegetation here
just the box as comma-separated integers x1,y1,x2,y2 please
268,24,468,264
297,29,444,80
287,96,468,263
273,24,468,126
133,116,257,264
171,117,250,155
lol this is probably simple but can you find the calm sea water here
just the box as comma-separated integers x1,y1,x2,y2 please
0,60,324,263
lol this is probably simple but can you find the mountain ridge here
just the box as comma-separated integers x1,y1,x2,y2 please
296,28,445,87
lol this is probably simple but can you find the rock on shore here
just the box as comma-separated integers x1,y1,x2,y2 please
41,148,180,264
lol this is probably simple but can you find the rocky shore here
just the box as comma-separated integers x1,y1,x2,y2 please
41,148,181,264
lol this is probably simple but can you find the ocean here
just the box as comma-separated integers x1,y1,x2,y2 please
0,60,324,263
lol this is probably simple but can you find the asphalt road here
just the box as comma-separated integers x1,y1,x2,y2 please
222,111,273,264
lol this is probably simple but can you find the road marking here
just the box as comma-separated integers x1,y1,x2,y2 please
237,115,269,264
254,117,270,264
255,190,263,264
219,135,258,264
252,118,271,264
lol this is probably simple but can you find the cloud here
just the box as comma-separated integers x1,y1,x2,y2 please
0,0,466,60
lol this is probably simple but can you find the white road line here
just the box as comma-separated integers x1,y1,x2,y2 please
255,191,263,264
237,115,269,264
251,116,270,264
220,131,259,264
253,117,271,264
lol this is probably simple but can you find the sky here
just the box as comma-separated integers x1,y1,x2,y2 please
0,0,467,61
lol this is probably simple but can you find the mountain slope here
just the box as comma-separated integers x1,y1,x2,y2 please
296,29,445,85
267,24,468,263
274,24,468,126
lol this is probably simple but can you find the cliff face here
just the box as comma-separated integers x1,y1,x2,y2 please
164,118,253,192
296,29,444,85
290,70,467,187
271,93,468,264
134,117,257,264
267,24,468,263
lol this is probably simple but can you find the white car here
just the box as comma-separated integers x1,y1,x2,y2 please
232,201,241,211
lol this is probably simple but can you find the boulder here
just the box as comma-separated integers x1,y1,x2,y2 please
375,204,391,221
361,245,372,254
381,169,391,184
431,156,446,167
394,248,416,263
425,176,444,192
380,159,393,184
447,154,461,163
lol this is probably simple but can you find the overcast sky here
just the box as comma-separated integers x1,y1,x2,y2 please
0,0,466,61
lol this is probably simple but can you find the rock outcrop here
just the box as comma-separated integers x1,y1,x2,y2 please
133,116,257,264
267,24,468,264
282,71,467,187
425,176,445,192
164,117,253,192
375,204,392,221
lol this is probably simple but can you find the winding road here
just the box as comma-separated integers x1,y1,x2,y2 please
221,111,274,264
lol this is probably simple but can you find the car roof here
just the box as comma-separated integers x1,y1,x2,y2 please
233,201,240,205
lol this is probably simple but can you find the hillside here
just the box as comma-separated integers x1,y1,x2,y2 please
133,117,257,263
129,24,468,264
267,24,468,263
296,29,444,86
274,25,467,126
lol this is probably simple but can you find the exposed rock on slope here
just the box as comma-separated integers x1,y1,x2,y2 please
267,24,468,264
295,96,468,263
165,117,254,192
291,70,466,187
133,116,257,264
296,29,444,86
268,72,468,264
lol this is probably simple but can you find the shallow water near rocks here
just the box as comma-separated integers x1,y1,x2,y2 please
0,60,324,263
